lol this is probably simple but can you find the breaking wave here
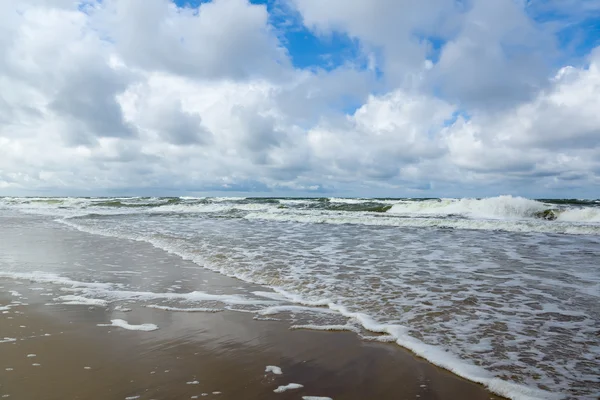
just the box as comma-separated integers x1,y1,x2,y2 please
388,195,548,219
1,195,599,234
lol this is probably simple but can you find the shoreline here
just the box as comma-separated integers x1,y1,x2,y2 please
0,213,508,399
57,217,555,400
0,289,505,400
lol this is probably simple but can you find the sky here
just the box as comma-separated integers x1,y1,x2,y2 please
1,0,600,198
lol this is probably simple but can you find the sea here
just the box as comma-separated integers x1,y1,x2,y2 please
0,195,598,399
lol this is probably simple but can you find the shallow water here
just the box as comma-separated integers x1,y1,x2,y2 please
0,196,599,399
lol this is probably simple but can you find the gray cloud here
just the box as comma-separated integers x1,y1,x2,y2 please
145,101,211,146
1,3,136,147
429,0,557,109
49,66,135,145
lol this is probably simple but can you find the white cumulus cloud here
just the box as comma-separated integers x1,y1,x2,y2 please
0,0,598,197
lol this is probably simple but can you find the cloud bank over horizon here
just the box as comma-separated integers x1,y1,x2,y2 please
1,0,599,198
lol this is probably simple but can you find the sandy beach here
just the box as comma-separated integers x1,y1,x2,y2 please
0,214,504,400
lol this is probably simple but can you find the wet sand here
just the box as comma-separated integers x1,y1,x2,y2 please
0,298,504,400
0,215,505,400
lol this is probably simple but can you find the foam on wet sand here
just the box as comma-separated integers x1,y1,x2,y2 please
273,383,304,393
302,397,333,400
97,319,158,332
265,365,282,375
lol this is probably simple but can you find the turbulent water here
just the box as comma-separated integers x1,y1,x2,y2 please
1,195,599,399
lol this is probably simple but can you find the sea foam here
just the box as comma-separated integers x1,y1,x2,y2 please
273,383,303,393
265,365,282,375
97,319,158,332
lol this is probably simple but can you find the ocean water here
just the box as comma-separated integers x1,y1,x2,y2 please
0,195,599,399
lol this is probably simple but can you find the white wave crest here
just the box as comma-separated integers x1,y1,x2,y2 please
557,207,600,222
387,195,549,220
244,209,600,235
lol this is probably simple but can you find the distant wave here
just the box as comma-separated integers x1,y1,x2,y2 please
385,195,589,220
1,195,599,234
